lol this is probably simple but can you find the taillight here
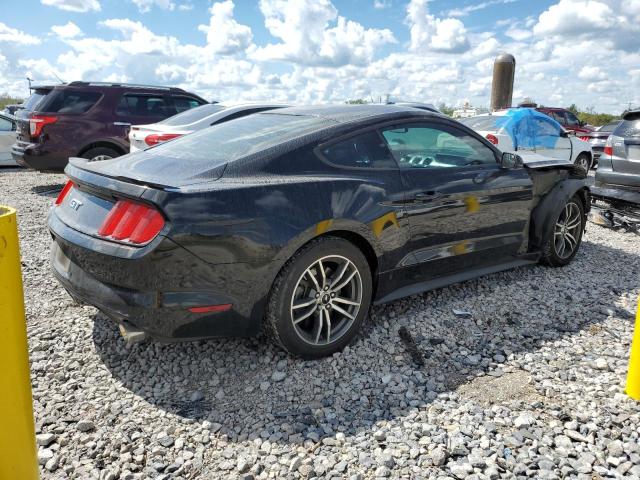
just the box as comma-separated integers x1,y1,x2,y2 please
485,134,499,145
97,199,164,245
603,135,613,157
144,133,182,146
55,180,74,205
579,136,590,141
30,114,58,137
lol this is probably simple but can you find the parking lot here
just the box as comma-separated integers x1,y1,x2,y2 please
3,166,639,479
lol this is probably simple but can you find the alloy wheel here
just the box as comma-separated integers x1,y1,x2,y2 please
575,155,589,171
290,255,363,346
554,202,582,259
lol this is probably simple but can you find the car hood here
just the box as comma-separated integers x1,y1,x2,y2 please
67,154,226,189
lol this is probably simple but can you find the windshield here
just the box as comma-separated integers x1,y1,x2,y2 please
158,103,225,126
459,116,499,131
615,120,640,138
147,113,333,165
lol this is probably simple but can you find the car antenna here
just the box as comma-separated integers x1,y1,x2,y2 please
52,72,65,84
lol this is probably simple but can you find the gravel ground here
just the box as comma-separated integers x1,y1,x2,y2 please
2,167,640,480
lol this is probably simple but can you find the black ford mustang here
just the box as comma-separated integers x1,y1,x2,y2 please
49,105,589,359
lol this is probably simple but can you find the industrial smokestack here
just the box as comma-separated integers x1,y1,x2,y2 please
490,53,515,111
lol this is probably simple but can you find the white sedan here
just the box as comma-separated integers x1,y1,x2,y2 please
129,102,289,153
0,112,17,166
460,108,594,170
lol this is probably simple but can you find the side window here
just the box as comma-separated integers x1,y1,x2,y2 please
533,118,560,137
173,96,203,113
43,90,102,114
380,123,497,169
549,111,565,124
116,94,171,117
0,117,13,131
321,131,395,168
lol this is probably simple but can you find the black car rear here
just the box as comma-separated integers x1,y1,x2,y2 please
12,81,207,172
49,105,590,358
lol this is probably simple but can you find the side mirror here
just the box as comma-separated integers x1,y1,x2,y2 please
501,152,522,169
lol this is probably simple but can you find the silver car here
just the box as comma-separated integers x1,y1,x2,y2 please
596,110,640,189
0,113,17,166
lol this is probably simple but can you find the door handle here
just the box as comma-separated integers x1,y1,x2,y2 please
113,122,131,126
414,190,442,201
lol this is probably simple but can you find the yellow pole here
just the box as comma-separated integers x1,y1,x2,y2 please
627,299,640,401
0,206,39,480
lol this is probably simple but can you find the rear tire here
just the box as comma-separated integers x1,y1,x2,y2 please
82,147,120,162
574,153,591,171
540,195,585,267
265,237,372,359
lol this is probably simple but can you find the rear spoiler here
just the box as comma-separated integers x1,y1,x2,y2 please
66,158,169,197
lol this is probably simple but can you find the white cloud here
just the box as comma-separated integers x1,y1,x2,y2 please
533,0,640,51
198,0,253,55
373,0,391,8
252,0,395,66
0,22,41,45
505,26,531,40
131,0,175,13
41,0,101,12
407,0,470,53
578,65,606,80
51,21,83,39
447,0,516,17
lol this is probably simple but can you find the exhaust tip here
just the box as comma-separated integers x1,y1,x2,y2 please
118,321,147,344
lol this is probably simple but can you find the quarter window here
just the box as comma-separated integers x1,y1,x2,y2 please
116,94,171,117
321,131,395,168
41,90,102,114
380,123,497,169
173,96,203,113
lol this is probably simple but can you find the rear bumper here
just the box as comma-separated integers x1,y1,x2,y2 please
49,216,270,340
12,140,68,171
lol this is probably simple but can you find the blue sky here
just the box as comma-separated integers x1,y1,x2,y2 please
0,0,637,112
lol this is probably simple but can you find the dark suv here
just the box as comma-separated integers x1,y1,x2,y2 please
12,82,207,171
535,107,594,135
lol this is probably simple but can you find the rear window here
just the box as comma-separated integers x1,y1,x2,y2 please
459,116,499,131
145,113,332,165
158,103,225,126
40,90,102,114
23,90,50,111
116,94,172,117
599,121,619,132
615,120,640,138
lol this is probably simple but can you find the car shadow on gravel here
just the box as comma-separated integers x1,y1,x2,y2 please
91,239,638,445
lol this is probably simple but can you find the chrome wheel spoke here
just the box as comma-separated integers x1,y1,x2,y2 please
292,297,316,310
332,303,355,320
305,268,321,292
565,232,576,249
324,309,332,344
333,269,357,291
330,260,350,289
317,259,327,288
293,304,318,324
315,312,324,344
333,296,359,306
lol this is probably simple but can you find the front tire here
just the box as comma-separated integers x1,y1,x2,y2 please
266,237,372,359
574,153,591,171
540,195,585,267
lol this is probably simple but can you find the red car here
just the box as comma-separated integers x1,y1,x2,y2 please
535,107,594,134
